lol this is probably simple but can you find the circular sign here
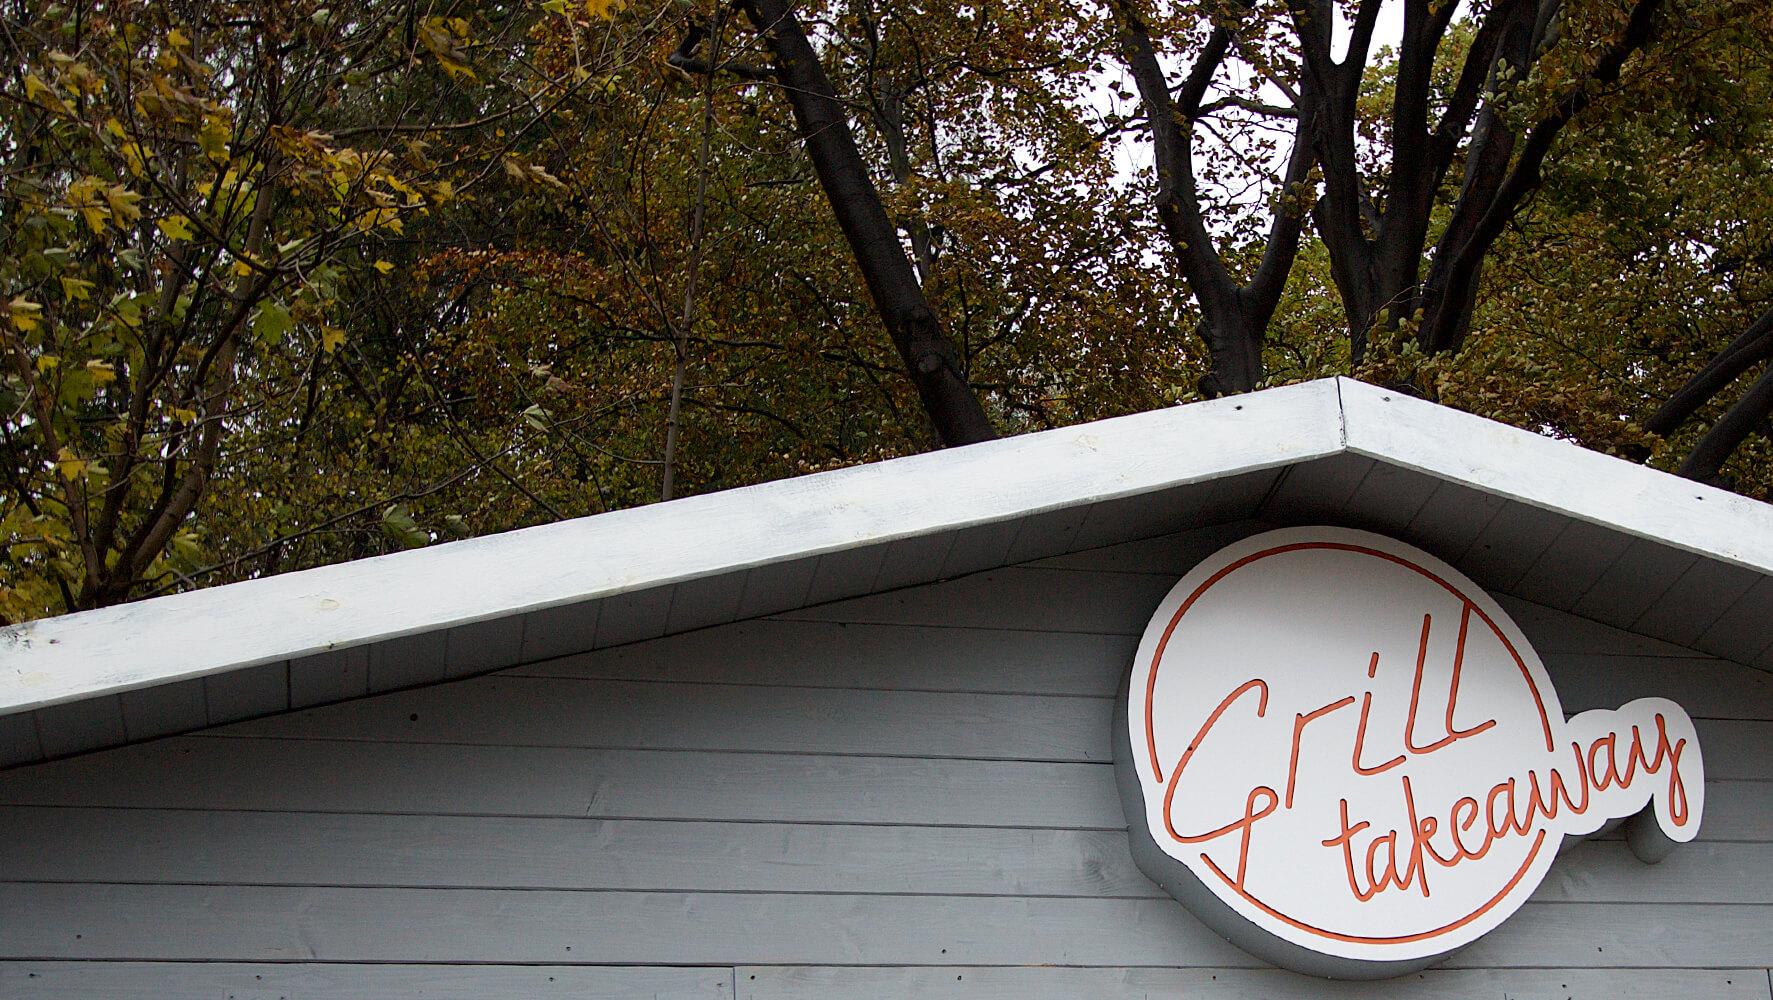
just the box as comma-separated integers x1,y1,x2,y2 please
1116,526,1704,979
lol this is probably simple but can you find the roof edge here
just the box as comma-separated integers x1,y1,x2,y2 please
1335,378,1773,576
1,379,1345,717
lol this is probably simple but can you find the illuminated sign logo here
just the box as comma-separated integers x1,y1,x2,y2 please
1115,526,1704,979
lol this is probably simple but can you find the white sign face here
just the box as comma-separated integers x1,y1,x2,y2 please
1120,526,1704,978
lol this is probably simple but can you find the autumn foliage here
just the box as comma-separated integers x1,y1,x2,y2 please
1,0,1769,621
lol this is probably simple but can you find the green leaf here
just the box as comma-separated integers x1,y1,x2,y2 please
380,504,429,548
252,301,293,345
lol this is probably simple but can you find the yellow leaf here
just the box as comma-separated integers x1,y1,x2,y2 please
321,326,346,353
8,297,44,332
59,277,93,301
585,0,625,18
84,360,116,384
103,185,143,227
66,176,109,233
199,116,230,163
167,27,190,49
104,117,127,139
157,214,195,241
373,260,395,275
121,141,153,178
35,354,59,372
55,448,86,482
170,407,197,423
230,260,254,277
23,73,70,114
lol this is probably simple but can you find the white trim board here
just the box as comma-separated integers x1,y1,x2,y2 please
2,377,1770,756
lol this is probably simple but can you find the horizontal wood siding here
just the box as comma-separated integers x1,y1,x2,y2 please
2,519,1769,998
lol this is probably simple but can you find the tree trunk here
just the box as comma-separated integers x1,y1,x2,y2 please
1114,1,1315,395
738,0,996,446
1676,363,1773,485
1645,304,1773,437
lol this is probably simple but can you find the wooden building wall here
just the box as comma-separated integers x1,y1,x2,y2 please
2,520,1770,998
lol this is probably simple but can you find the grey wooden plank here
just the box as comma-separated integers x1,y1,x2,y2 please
204,661,289,724
1062,493,1152,553
1337,460,1441,534
118,678,206,740
1529,839,1773,903
805,547,888,606
1544,651,1773,721
520,600,600,663
2,885,1767,967
1200,467,1286,522
1571,537,1698,630
1634,558,1763,647
366,631,447,694
594,587,675,648
663,574,745,634
0,712,41,768
208,671,1770,772
778,566,1173,634
1456,501,1571,592
1257,453,1375,524
509,621,1136,697
207,676,1113,763
1397,477,1510,565
1695,575,1773,666
1445,901,1773,969
872,532,956,593
1065,483,1206,553
5,807,1766,905
443,615,525,678
0,738,1124,828
0,884,1252,965
736,966,1771,1000
0,808,1157,898
1695,718,1773,779
511,617,1768,720
32,697,124,759
1001,506,1090,564
1495,593,1695,657
1023,519,1271,574
938,520,1020,578
4,736,1769,841
1511,518,1633,611
289,647,370,709
733,559,818,618
0,962,732,999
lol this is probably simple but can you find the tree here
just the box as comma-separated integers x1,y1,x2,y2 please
0,0,609,618
1112,0,1318,395
702,0,999,446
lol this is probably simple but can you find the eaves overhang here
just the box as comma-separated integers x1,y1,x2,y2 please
3,377,1770,767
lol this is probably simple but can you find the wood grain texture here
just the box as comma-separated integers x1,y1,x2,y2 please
203,676,1115,762
509,620,1138,697
777,565,1174,633
510,617,1772,719
197,674,1772,777
0,962,733,999
0,738,1126,827
736,966,1773,1000
5,497,1772,988
4,807,1768,904
2,884,1768,968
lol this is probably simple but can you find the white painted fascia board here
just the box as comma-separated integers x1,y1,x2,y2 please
0,378,1345,717
1337,377,1773,575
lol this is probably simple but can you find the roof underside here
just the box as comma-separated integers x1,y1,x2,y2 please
4,377,1771,768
